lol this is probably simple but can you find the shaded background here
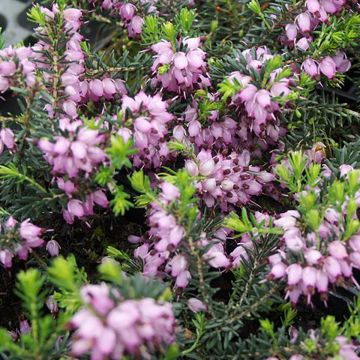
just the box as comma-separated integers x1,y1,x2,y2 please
0,0,36,46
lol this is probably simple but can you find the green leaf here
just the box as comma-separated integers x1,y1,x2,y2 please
111,185,133,215
107,136,136,170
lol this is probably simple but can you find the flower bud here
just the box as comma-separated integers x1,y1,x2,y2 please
187,298,207,313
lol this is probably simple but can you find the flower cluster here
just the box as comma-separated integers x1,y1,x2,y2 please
227,47,291,141
282,1,349,50
151,37,210,93
0,46,37,93
118,91,174,169
185,149,273,211
131,182,191,287
38,123,109,223
173,96,240,151
266,166,360,304
131,180,248,287
302,51,351,79
70,283,176,360
0,217,45,268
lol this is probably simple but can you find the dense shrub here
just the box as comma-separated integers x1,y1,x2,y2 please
0,0,359,359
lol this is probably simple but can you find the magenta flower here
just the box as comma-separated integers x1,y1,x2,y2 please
70,283,176,360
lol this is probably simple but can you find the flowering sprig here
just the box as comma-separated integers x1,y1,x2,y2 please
0,217,45,268
70,283,176,359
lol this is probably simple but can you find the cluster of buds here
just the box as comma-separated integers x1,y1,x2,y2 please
0,46,37,93
38,122,109,223
131,182,191,287
302,51,351,80
173,96,240,151
38,6,127,119
88,0,153,37
0,217,45,268
70,284,176,360
185,149,274,211
283,0,349,50
268,203,360,305
150,37,210,93
131,181,252,288
118,91,175,169
267,337,358,360
228,47,292,141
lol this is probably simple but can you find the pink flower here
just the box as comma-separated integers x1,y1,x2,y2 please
67,199,84,218
319,57,337,79
19,220,43,240
0,128,15,149
286,264,303,285
187,298,208,313
296,12,311,32
46,240,61,257
302,59,318,78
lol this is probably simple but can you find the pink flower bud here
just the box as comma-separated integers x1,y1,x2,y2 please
128,16,144,37
304,249,322,265
339,164,353,177
0,61,16,76
134,243,149,259
63,100,77,118
6,216,17,229
285,236,304,253
173,52,188,70
328,241,347,259
176,270,191,288
102,78,116,96
19,220,43,240
332,51,351,73
269,262,286,279
199,158,215,176
171,255,188,277
46,240,61,257
306,0,320,13
296,12,311,32
46,296,59,314
19,320,31,334
135,117,152,133
54,137,70,155
71,141,87,159
0,128,15,149
188,120,201,137
0,76,10,93
324,256,342,280
302,266,317,290
285,24,298,41
93,190,109,208
89,79,104,97
255,90,271,108
161,182,180,201
187,298,207,313
120,3,135,21
239,85,257,102
297,36,310,50
203,178,216,192
302,59,318,78
0,250,13,268
206,251,230,268
185,160,199,176
63,8,82,23
316,270,328,293
319,57,337,79
67,199,84,218
286,264,303,285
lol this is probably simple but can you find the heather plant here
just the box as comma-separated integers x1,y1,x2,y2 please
0,0,359,359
